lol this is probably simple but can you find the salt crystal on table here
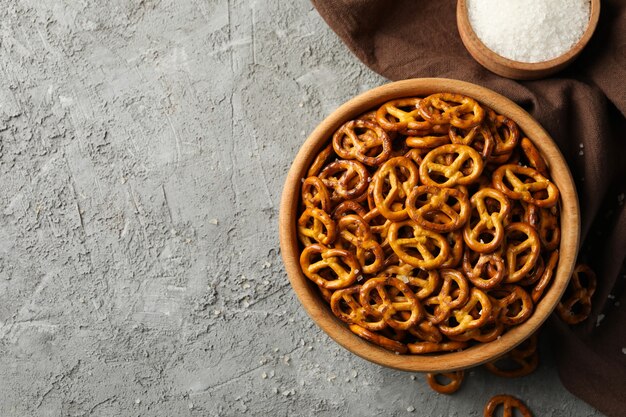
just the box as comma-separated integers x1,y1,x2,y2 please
596,314,605,327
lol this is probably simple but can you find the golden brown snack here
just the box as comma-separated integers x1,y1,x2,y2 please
556,263,596,325
296,94,561,354
484,394,533,417
426,371,465,394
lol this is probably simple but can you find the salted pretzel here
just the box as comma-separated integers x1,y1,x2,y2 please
420,144,484,188
407,318,444,343
484,394,533,417
330,285,371,325
376,98,432,133
538,207,560,251
426,371,465,395
531,250,559,303
462,249,505,289
403,147,428,167
332,119,392,166
503,223,541,283
489,285,534,325
407,340,467,354
349,324,408,354
406,185,470,233
301,176,331,212
296,93,562,356
332,199,368,220
557,263,596,325
319,159,370,202
439,288,492,336
297,207,336,246
492,164,559,208
381,263,440,300
487,108,521,156
463,187,511,253
449,123,494,159
299,244,360,290
406,134,450,149
372,156,419,221
359,276,423,331
424,269,470,324
307,144,333,177
520,137,548,177
335,215,385,274
450,317,504,343
388,220,451,269
419,93,485,129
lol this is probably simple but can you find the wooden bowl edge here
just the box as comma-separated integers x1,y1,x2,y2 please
279,78,580,372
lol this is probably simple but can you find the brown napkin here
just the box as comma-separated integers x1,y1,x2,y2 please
310,1,626,416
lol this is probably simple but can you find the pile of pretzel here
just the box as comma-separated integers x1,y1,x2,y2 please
297,93,562,354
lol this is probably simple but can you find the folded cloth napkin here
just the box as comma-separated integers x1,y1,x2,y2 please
311,1,626,415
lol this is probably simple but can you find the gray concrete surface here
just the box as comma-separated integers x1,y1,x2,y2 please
0,0,606,416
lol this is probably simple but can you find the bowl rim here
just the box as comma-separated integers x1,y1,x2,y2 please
456,0,601,79
279,78,580,372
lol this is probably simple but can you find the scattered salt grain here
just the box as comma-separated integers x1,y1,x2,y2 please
410,375,416,380
608,294,615,300
596,314,605,327
618,193,625,205
261,372,268,379
467,0,591,63
208,218,219,225
622,347,626,355
579,143,584,148
407,406,415,413
579,150,584,156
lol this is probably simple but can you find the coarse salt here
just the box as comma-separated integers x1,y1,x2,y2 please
467,0,590,63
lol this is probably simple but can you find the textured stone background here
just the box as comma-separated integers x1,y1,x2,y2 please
0,0,605,416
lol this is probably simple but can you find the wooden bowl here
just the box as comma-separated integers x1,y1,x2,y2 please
279,78,580,372
457,0,600,80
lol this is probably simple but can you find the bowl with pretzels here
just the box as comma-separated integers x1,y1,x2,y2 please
279,78,579,372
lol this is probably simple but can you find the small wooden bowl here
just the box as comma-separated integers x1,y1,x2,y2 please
457,0,600,80
279,78,580,372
